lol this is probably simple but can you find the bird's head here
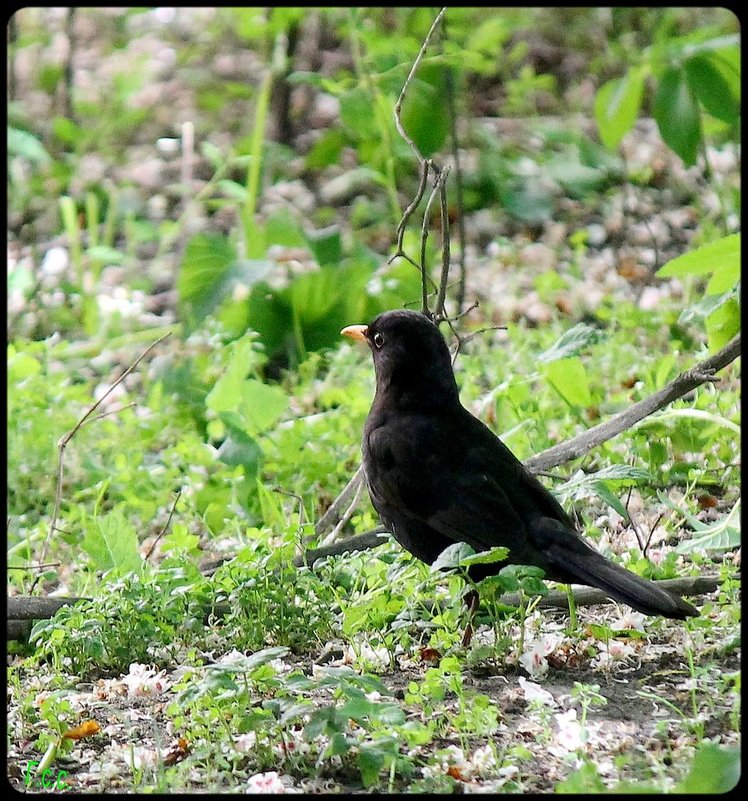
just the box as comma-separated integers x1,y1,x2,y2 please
341,309,459,409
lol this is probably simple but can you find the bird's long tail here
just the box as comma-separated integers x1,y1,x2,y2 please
541,520,698,619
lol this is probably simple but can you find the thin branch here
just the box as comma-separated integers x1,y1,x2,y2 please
34,332,171,585
506,574,730,612
442,20,467,314
319,479,365,548
392,6,448,162
390,159,430,261
144,489,182,561
81,402,138,426
420,173,443,316
434,166,452,321
293,527,389,568
312,466,365,541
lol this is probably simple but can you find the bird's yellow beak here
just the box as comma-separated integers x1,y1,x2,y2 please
340,324,369,343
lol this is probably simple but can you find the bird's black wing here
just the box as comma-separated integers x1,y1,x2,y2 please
363,410,547,565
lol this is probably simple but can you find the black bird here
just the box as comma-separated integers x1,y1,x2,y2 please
341,309,697,629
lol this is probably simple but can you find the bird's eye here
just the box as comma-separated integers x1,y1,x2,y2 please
373,332,385,348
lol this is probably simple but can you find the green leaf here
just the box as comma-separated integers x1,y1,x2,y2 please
459,546,510,567
558,465,653,503
675,743,740,793
431,542,475,572
594,68,645,150
685,54,740,123
207,374,288,436
592,481,630,520
706,296,740,352
8,350,42,382
657,233,740,279
358,746,385,788
86,245,126,265
678,290,736,326
544,357,592,407
8,126,51,165
675,499,740,553
399,63,452,157
52,116,84,147
340,87,380,140
537,323,601,363
217,423,263,477
653,67,701,166
177,233,274,329
555,761,606,793
82,510,143,573
305,226,343,267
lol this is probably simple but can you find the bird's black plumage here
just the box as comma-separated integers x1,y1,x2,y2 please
342,309,697,620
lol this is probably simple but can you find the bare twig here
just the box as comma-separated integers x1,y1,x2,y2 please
434,166,452,321
294,527,389,568
319,479,365,548
390,160,430,261
442,19,467,314
419,173,444,316
34,332,171,585
500,573,729,612
392,6,448,161
144,489,183,561
312,466,365,541
82,402,138,426
62,8,76,120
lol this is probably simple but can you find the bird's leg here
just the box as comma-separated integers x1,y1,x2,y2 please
461,588,480,647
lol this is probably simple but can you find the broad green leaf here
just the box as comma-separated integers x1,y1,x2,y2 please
537,323,601,363
306,226,343,267
658,233,740,279
544,357,592,407
399,63,452,157
82,510,142,573
636,408,740,436
340,87,379,140
678,290,736,325
705,261,740,294
8,126,51,165
8,350,42,382
217,423,263,477
178,233,274,329
358,747,385,788
685,54,740,123
305,128,345,170
653,67,701,166
675,500,740,554
558,465,653,501
52,116,84,147
431,542,475,572
592,481,630,519
265,210,307,248
706,296,740,352
594,68,645,150
459,546,510,567
207,371,288,436
675,743,740,793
